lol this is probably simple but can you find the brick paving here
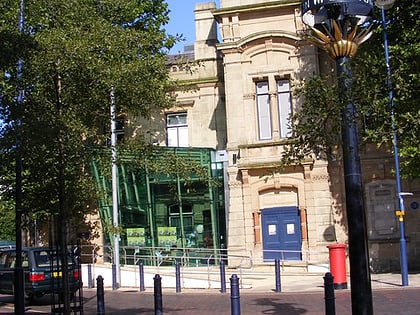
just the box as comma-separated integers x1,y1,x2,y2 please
3,268,420,314
4,286,420,314
86,288,420,315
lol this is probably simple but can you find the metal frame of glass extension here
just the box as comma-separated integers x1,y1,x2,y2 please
90,147,226,266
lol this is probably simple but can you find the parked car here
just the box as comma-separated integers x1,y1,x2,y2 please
0,247,81,302
0,240,15,250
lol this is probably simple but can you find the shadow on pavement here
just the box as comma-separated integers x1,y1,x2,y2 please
252,298,307,314
371,279,402,287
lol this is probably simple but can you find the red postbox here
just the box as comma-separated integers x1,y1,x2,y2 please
327,243,348,289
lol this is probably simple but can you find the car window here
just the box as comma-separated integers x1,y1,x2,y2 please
0,253,16,268
34,250,53,267
0,251,29,268
22,252,29,268
34,250,74,267
9,255,15,268
0,252,8,268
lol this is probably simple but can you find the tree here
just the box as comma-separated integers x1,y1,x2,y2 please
0,0,180,244
0,199,15,241
286,0,419,179
354,0,420,178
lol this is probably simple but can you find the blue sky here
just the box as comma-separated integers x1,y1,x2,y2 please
165,0,220,54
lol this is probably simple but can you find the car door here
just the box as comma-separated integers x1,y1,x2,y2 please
0,251,15,294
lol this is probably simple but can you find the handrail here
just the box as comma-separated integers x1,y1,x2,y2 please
79,244,331,290
79,244,329,271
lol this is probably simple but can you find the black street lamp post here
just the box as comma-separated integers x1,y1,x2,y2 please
337,56,373,315
14,0,26,314
302,1,375,314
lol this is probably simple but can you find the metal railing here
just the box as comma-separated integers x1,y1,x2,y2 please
80,244,331,290
79,244,229,267
79,244,329,269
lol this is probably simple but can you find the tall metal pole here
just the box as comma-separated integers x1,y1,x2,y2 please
176,175,186,250
110,87,121,288
379,5,408,286
145,166,156,248
207,161,218,258
14,1,26,313
301,1,375,314
337,57,373,315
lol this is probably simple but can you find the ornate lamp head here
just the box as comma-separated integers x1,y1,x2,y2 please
374,0,396,10
302,0,375,59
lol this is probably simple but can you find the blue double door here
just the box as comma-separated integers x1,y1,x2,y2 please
261,206,302,261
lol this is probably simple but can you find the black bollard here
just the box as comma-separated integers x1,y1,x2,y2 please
324,272,336,315
97,275,105,315
220,260,226,293
230,274,241,315
139,262,145,292
88,263,93,289
154,274,163,315
112,263,117,290
175,262,181,293
274,258,281,293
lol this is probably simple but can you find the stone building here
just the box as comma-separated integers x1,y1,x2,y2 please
164,0,420,271
92,0,420,272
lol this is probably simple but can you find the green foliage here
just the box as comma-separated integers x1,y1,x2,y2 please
285,1,419,179
352,0,420,178
101,218,125,237
0,199,15,241
123,137,219,189
0,0,180,240
281,76,342,165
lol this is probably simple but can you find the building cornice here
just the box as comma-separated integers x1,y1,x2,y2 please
212,0,301,19
237,158,313,171
176,77,221,87
236,139,314,171
238,138,296,149
216,30,302,51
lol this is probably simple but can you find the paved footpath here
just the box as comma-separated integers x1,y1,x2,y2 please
2,287,420,314
83,287,420,315
3,269,420,314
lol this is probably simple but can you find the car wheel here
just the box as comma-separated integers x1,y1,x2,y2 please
24,293,35,305
12,284,33,305
70,291,76,302
59,292,75,303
